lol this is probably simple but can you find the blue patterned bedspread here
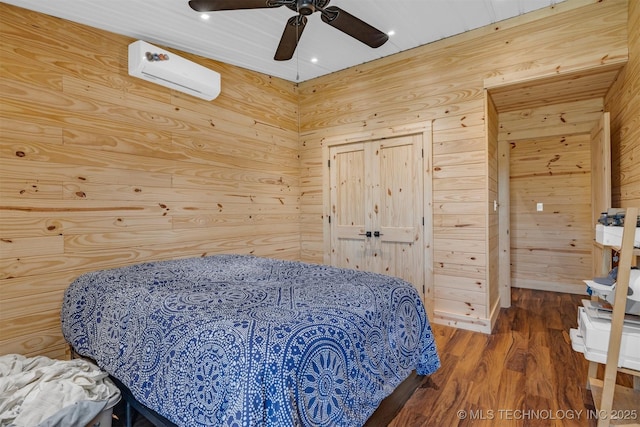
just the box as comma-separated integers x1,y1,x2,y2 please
62,255,439,426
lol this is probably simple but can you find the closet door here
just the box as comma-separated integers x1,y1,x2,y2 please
375,135,423,296
329,135,424,299
329,142,369,272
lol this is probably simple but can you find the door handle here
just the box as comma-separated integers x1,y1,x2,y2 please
373,231,383,237
358,231,372,237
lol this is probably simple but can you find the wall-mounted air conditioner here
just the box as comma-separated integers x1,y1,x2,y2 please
128,40,221,101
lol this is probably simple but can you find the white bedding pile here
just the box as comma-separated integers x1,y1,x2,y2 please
0,354,120,427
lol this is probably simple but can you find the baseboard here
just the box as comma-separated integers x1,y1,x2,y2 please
432,310,493,334
512,282,588,295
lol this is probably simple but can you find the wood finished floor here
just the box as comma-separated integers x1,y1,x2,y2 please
387,288,634,427
114,288,633,426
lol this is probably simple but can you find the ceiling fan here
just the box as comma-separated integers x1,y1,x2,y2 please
188,0,389,61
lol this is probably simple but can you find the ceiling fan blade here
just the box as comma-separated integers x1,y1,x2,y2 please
274,15,307,61
188,0,284,12
321,6,388,48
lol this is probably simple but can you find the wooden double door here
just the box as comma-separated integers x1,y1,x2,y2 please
328,133,425,300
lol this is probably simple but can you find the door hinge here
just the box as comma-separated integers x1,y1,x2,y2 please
328,215,331,223
421,148,424,158
327,160,330,168
422,217,425,226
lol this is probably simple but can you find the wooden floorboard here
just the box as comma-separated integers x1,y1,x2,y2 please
389,288,634,427
114,288,633,426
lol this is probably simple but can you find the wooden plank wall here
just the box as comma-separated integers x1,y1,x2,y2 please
0,1,635,358
0,3,300,358
298,0,629,332
606,0,640,208
501,98,603,294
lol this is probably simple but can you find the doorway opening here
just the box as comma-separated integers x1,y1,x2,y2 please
485,64,624,308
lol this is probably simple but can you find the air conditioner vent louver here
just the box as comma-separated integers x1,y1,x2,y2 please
141,72,204,94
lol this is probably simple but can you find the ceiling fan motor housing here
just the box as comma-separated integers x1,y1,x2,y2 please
290,0,330,15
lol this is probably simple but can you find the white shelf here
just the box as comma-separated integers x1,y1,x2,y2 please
578,208,640,427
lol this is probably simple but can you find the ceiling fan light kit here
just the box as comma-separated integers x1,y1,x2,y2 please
188,0,389,61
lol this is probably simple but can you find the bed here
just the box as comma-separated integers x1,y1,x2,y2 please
61,254,440,426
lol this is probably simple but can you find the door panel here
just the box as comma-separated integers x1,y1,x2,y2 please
329,143,368,270
329,135,424,300
591,112,612,277
591,112,611,221
376,136,423,295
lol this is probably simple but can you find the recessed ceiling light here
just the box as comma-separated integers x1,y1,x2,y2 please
200,14,210,20
310,57,318,63
387,30,395,36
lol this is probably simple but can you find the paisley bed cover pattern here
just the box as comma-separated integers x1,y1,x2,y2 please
62,255,440,426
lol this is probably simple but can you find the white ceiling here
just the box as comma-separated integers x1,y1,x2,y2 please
2,0,563,82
